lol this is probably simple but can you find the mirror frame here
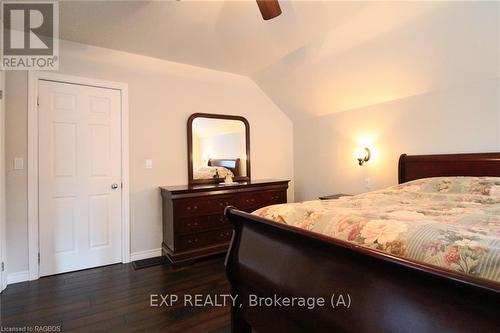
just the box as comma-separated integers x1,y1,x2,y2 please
187,113,251,185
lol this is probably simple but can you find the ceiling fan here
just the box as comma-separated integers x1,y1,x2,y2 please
256,0,282,20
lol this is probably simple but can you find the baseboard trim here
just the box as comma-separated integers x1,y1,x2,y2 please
7,270,30,285
130,248,161,262
6,251,162,284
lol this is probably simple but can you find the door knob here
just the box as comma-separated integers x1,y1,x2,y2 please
111,183,119,189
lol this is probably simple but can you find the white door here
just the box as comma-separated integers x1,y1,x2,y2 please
38,80,122,276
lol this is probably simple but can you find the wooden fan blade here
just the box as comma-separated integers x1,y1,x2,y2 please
256,0,282,20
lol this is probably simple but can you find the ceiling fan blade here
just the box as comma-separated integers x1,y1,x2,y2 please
256,0,282,20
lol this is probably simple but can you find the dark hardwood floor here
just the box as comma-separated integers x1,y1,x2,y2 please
0,256,230,332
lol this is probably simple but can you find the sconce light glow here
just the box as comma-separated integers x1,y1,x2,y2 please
355,147,371,166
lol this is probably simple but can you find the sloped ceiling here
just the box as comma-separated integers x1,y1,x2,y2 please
60,1,499,120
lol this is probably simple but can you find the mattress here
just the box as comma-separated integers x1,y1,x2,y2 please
253,177,500,283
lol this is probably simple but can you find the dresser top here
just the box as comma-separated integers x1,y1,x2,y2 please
160,179,289,195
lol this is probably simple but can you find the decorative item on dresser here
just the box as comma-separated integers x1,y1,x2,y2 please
160,179,289,265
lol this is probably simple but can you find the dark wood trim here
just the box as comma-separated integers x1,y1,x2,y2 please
256,0,282,20
398,152,500,184
161,179,289,198
162,240,230,263
225,152,500,332
209,158,242,177
398,153,407,184
187,113,251,185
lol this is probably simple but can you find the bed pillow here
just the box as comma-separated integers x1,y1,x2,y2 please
398,177,500,196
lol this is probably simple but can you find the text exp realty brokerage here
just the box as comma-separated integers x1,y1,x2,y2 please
150,293,352,310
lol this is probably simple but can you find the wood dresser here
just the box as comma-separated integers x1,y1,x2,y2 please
160,179,289,265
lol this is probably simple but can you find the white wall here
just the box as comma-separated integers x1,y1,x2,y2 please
5,72,28,274
294,79,500,201
5,40,293,274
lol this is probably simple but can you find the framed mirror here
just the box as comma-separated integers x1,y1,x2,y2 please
188,113,250,185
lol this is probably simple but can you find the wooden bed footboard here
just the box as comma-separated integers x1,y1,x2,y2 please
224,207,500,333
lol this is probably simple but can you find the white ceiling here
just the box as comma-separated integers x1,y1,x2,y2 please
60,1,499,120
60,0,347,76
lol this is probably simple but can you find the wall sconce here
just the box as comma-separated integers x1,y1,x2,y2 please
355,147,371,166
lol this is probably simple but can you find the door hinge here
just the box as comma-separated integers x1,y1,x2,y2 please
0,90,3,100
38,253,40,264
37,96,39,106
1,262,4,272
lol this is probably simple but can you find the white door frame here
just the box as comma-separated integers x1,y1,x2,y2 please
28,72,130,280
0,70,6,291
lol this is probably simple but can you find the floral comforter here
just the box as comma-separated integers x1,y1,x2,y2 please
254,177,500,283
193,166,233,180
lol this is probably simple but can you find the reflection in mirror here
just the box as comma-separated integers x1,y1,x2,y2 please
191,117,247,182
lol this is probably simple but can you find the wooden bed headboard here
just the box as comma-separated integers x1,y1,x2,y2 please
208,158,241,177
398,152,500,184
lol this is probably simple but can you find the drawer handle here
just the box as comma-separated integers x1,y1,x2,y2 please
187,222,199,227
219,232,230,238
187,238,199,244
219,202,230,207
186,206,198,211
245,199,255,203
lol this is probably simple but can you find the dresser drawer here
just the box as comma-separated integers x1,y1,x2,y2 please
176,228,233,251
178,214,230,234
237,190,286,210
174,196,235,217
261,190,286,205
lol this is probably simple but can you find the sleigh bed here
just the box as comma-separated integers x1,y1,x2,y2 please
224,152,500,333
